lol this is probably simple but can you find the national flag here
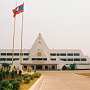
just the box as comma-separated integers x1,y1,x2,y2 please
13,3,24,17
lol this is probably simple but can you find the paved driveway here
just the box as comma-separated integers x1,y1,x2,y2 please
30,71,90,90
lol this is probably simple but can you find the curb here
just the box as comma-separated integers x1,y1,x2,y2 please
29,75,44,90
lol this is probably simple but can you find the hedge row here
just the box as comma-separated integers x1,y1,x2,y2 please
22,72,41,84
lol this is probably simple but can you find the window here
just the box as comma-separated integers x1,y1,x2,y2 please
50,58,56,61
23,53,29,56
7,53,12,56
1,53,6,56
67,53,73,56
50,53,56,56
32,58,35,60
23,58,29,60
0,58,6,61
60,53,66,56
20,53,23,56
74,53,80,56
7,58,12,61
74,58,80,61
32,58,42,60
60,59,67,61
14,53,19,56
13,58,19,61
81,58,87,61
57,53,60,56
68,58,73,61
43,58,47,61
37,58,42,60
32,58,47,61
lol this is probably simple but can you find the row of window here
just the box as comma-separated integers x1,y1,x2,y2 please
50,53,80,56
60,58,87,61
50,58,56,61
0,53,29,56
0,58,29,61
32,58,47,61
0,53,80,56
31,58,86,61
0,57,86,61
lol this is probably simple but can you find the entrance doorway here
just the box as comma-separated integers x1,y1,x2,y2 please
45,65,48,70
36,65,42,70
52,65,55,70
23,66,27,71
51,65,57,70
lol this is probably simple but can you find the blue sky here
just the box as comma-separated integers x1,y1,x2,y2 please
0,0,90,56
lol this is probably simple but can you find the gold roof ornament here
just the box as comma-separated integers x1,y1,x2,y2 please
37,51,42,56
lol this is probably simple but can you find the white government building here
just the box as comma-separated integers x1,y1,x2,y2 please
0,33,90,70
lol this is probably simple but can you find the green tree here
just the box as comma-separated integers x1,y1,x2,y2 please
2,63,10,71
10,70,16,79
70,64,76,70
0,71,3,80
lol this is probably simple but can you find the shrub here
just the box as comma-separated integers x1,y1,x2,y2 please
0,80,13,90
10,80,20,90
22,74,31,84
70,64,76,70
16,77,22,83
23,77,30,84
33,72,41,78
30,74,34,80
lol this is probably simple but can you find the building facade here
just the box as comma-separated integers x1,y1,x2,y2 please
0,33,90,70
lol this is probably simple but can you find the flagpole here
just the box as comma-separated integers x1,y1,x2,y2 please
20,6,24,63
12,17,16,65
12,2,17,66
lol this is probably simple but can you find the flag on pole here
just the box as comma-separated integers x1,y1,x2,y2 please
13,3,24,17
